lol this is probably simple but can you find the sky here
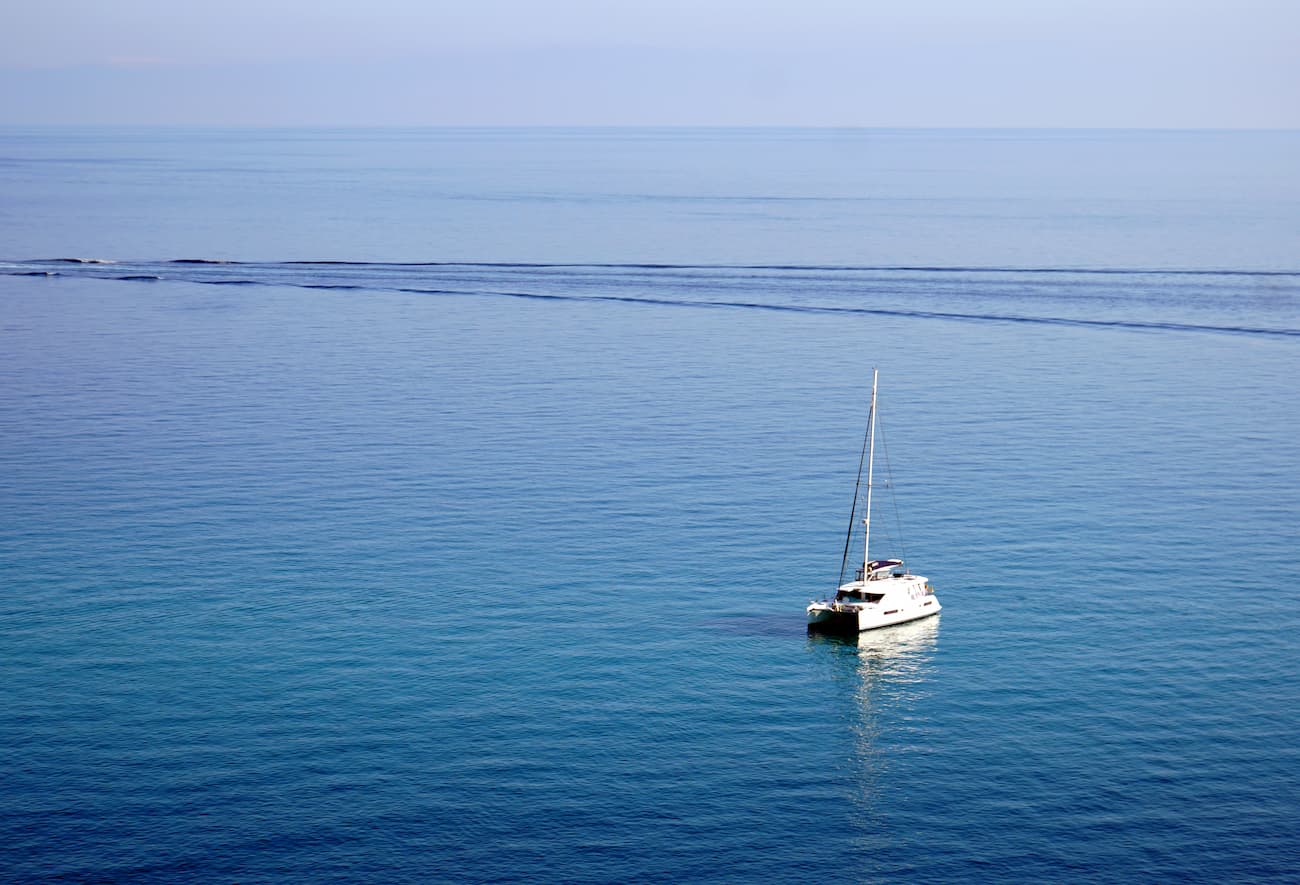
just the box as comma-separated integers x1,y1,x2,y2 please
3,0,1297,127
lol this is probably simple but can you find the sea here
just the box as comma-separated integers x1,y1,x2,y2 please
2,127,1299,883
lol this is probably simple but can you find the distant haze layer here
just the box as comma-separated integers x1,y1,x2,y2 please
2,0,1297,126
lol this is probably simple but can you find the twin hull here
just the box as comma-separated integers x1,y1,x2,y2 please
807,575,941,633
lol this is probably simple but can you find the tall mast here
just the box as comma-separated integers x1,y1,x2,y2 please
863,369,878,579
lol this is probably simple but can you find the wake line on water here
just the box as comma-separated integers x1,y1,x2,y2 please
404,285,1300,339
6,263,1299,339
291,276,1300,339
23,258,1300,277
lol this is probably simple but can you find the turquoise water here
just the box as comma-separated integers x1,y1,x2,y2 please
2,128,1299,883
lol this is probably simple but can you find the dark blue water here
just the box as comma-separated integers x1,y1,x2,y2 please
2,128,1299,883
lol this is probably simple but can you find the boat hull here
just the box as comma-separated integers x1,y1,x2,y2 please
807,594,941,634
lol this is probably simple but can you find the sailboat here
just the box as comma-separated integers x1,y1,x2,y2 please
807,370,941,633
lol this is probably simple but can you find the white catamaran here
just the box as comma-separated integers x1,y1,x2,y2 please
807,370,941,633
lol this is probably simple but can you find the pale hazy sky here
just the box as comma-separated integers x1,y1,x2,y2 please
3,0,1297,126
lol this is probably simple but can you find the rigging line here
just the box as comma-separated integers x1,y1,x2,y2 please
877,415,909,567
838,406,873,592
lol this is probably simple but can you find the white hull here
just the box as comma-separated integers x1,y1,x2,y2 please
806,600,940,633
807,574,941,634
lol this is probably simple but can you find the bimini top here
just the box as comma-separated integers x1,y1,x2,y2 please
867,559,903,574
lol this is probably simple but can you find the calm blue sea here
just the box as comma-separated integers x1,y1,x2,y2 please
2,128,1299,883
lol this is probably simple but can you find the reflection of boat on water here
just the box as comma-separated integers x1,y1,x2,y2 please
808,370,941,634
810,615,940,798
810,617,940,737
808,611,941,664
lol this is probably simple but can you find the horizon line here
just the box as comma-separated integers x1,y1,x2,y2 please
3,123,1299,132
